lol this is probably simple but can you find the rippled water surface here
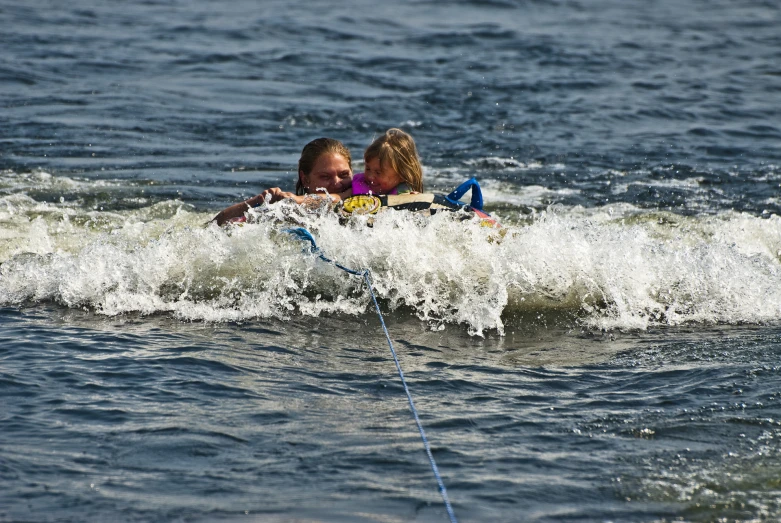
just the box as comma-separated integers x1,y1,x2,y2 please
2,0,781,521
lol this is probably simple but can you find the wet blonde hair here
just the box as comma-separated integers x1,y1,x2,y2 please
296,138,352,195
364,128,423,193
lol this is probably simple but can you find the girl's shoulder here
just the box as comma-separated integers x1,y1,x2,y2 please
351,172,372,195
394,182,413,195
351,173,414,196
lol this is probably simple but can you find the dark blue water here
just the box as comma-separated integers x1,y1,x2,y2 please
2,0,781,521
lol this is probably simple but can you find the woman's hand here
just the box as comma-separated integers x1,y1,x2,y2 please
258,187,297,204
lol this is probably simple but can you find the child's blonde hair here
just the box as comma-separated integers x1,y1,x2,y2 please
364,128,423,193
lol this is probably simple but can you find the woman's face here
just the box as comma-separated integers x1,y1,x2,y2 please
299,153,352,194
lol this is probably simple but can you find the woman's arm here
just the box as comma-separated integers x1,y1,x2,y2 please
212,186,352,226
334,186,353,201
211,188,306,225
211,193,268,226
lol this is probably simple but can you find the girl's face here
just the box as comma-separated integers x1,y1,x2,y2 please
300,153,352,194
363,157,403,194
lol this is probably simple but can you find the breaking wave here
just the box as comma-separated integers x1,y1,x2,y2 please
2,173,781,336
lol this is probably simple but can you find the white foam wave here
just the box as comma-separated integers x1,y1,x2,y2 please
2,191,780,335
463,157,554,170
0,169,129,194
479,180,580,207
423,170,579,209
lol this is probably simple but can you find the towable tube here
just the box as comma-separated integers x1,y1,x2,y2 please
337,177,499,227
225,178,499,227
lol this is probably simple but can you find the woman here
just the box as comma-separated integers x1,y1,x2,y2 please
212,137,353,226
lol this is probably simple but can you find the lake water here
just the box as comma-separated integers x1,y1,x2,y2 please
2,1,781,521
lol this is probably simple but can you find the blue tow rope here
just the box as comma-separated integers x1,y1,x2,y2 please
284,227,458,523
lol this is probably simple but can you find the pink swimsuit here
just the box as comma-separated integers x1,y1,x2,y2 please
351,173,410,195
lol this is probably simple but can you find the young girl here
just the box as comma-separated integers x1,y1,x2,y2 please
351,128,423,196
